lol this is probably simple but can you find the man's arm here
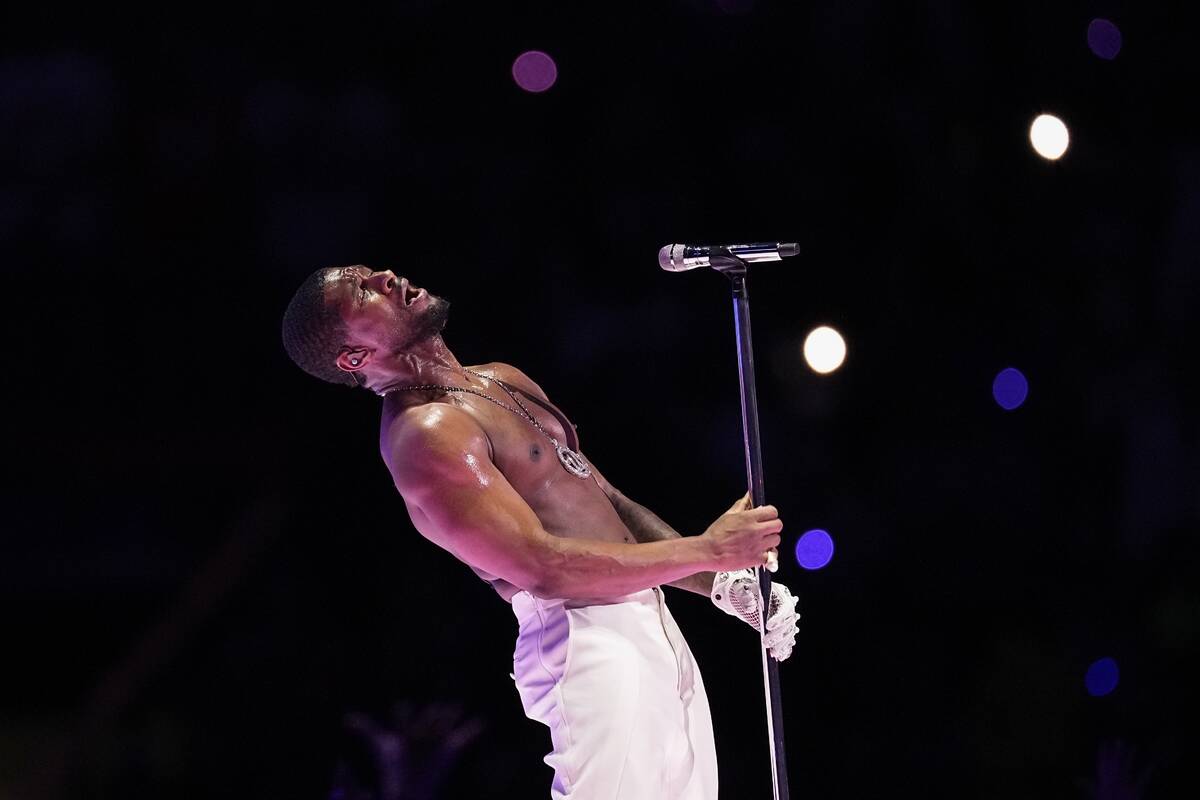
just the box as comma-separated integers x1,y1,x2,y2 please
386,405,773,599
612,495,717,597
587,461,716,597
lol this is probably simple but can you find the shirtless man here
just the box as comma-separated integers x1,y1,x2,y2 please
281,265,801,799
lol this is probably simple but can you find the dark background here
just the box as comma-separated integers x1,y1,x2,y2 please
3,1,1198,798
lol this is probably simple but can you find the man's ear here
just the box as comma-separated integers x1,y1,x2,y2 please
336,348,372,373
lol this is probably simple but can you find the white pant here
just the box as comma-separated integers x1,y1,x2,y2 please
511,587,718,799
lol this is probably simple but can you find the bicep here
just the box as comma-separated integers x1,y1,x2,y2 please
390,414,553,592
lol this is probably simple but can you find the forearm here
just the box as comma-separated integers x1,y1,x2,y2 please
539,535,714,599
609,495,716,597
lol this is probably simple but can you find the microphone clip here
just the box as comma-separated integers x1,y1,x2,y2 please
709,247,750,277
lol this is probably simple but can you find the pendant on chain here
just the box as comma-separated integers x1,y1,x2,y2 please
556,445,592,479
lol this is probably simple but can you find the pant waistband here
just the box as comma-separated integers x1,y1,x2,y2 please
510,587,662,621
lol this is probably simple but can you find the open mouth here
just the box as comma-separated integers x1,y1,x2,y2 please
403,285,423,306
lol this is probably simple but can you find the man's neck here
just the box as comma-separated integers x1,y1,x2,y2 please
362,335,474,396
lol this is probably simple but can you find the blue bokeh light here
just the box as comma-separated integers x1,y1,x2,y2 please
992,367,1029,410
1087,19,1123,60
795,529,834,570
1085,657,1120,697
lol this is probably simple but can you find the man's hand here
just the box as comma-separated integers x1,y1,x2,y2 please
711,569,801,661
701,493,784,572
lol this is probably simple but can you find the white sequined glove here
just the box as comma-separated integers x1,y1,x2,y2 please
711,569,801,661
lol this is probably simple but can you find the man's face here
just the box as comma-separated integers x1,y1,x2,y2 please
323,265,450,354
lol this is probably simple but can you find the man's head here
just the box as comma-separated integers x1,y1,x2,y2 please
281,265,451,387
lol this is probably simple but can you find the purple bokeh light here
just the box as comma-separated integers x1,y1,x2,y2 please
1085,657,1120,697
992,367,1029,411
795,529,834,570
511,51,558,93
1087,19,1122,60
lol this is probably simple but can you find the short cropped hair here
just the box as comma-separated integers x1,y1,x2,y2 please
281,267,356,387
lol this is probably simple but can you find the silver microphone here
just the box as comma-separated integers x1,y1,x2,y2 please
658,242,800,272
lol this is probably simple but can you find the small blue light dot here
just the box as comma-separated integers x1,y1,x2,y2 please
992,367,1029,410
795,529,834,570
1085,657,1120,697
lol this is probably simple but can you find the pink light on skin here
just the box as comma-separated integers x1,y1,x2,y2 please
511,51,558,93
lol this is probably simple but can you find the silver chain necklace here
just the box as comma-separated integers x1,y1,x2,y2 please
379,368,592,479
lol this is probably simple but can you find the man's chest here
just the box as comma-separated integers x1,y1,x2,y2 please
472,394,585,493
475,398,626,542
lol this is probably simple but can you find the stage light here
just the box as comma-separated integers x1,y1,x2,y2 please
992,367,1028,410
1085,657,1119,697
795,529,834,570
1030,114,1070,160
1088,19,1122,60
803,326,846,374
512,51,558,93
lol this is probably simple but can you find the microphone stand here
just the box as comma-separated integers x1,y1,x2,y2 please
710,248,790,800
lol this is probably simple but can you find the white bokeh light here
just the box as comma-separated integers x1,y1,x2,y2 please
1030,114,1070,160
803,326,847,374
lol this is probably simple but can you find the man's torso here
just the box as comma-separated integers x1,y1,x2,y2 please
380,362,636,602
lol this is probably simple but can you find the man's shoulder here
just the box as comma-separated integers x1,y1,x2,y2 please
382,402,489,472
386,401,483,447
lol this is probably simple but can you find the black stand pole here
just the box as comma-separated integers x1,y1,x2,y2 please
715,252,790,800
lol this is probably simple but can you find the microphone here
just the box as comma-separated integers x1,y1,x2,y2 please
658,242,800,272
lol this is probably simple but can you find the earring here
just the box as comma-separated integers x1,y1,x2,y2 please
351,358,360,366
